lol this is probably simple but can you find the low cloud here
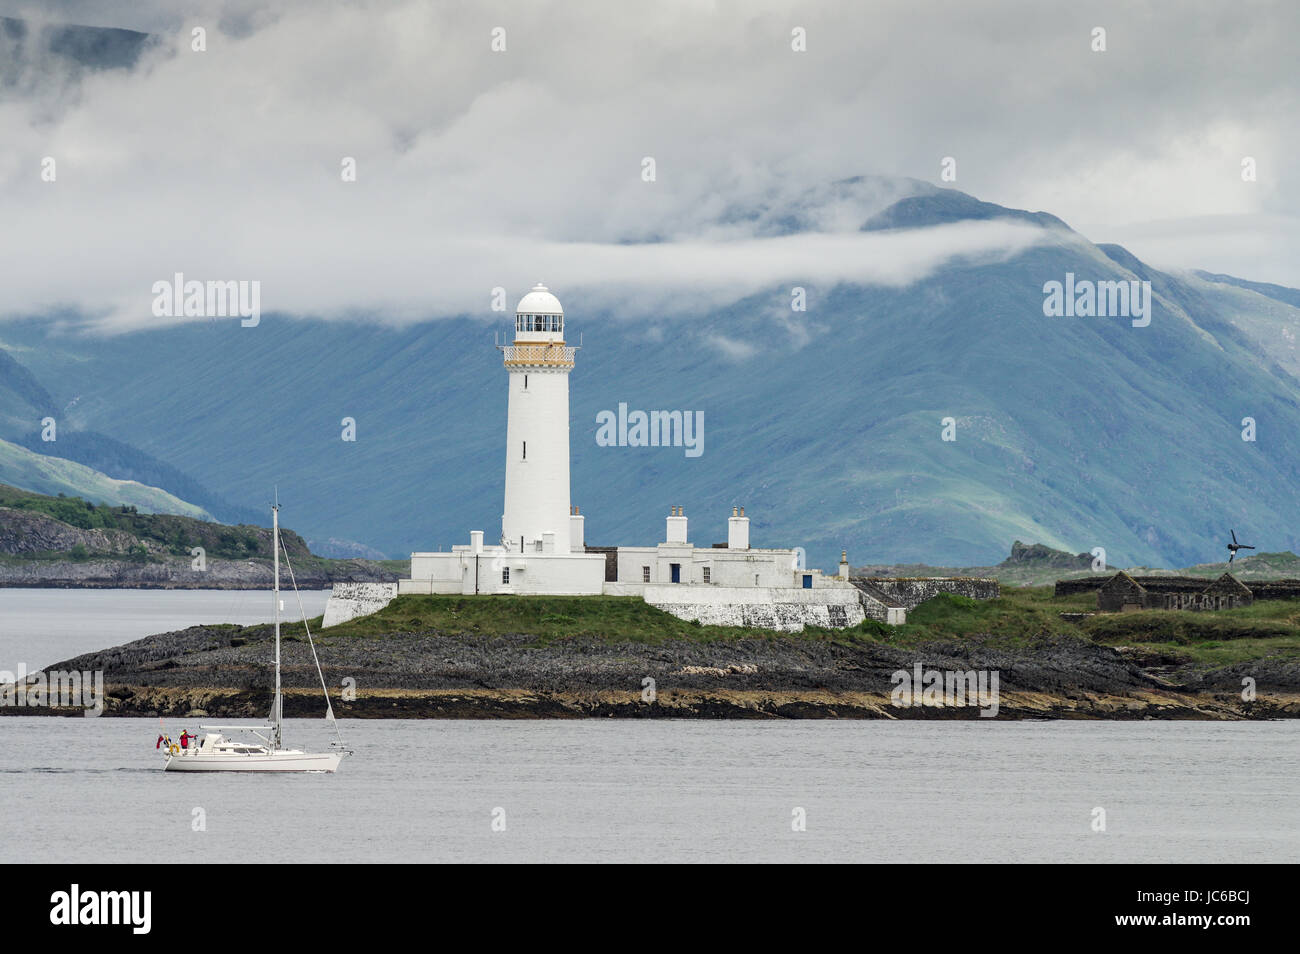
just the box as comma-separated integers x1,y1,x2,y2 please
0,0,1295,332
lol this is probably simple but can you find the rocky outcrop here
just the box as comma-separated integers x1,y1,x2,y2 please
0,555,400,588
20,623,1296,720
0,498,404,587
1001,540,1093,570
0,507,143,556
73,685,1296,721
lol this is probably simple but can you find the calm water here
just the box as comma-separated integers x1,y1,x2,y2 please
1,590,1296,862
0,718,1295,863
0,588,331,671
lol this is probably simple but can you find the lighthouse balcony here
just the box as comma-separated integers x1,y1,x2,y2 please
501,343,576,368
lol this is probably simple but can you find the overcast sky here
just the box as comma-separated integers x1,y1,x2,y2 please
0,0,1295,330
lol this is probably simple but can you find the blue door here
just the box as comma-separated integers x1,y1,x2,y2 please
671,563,681,583
802,574,813,589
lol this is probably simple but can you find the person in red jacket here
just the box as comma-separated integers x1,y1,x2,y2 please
180,730,191,750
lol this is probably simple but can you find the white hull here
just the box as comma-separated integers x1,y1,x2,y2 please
155,501,349,775
165,751,341,773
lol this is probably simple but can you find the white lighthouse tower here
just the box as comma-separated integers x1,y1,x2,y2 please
368,280,862,614
501,284,576,556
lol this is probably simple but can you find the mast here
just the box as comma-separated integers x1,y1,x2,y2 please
272,497,282,751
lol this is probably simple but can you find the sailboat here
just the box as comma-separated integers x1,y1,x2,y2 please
162,500,350,773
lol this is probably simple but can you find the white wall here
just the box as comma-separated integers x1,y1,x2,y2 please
613,543,806,587
408,545,605,595
503,365,572,555
322,582,398,627
643,585,867,632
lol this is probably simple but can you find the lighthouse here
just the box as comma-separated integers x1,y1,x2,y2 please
385,281,847,612
501,284,576,555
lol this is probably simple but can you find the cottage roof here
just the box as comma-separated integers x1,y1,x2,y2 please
1202,572,1253,597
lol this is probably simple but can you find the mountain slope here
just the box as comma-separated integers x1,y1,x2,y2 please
0,342,263,525
0,438,213,519
2,181,1299,570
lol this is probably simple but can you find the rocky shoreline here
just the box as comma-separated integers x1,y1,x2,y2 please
14,622,1300,720
0,556,399,589
0,502,403,588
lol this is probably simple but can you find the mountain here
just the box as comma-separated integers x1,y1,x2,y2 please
3,178,1300,570
1194,270,1300,310
0,339,263,525
0,438,212,519
9,429,263,526
0,15,155,89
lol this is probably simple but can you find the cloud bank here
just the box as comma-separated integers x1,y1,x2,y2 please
0,0,1295,330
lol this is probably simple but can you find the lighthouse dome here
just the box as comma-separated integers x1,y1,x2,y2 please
515,283,563,316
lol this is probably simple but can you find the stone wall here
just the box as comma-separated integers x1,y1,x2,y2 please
1056,575,1206,597
1244,581,1300,601
1054,576,1112,597
847,580,907,623
854,577,1000,610
323,582,399,627
644,584,868,633
1063,573,1300,607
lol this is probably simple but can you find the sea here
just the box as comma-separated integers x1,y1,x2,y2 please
1,589,1297,863
0,587,331,671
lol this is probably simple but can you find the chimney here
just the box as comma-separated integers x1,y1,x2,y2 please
839,549,850,580
727,506,750,550
470,530,484,554
666,506,688,545
570,505,585,551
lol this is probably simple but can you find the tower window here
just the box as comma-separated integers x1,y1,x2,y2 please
642,566,650,582
502,567,510,584
524,374,528,390
522,441,526,460
703,567,711,584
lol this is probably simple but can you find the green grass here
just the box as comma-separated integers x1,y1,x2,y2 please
0,443,213,520
318,589,1079,650
1081,599,1300,645
1120,637,1300,669
856,589,1086,649
319,593,873,646
305,586,1300,677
